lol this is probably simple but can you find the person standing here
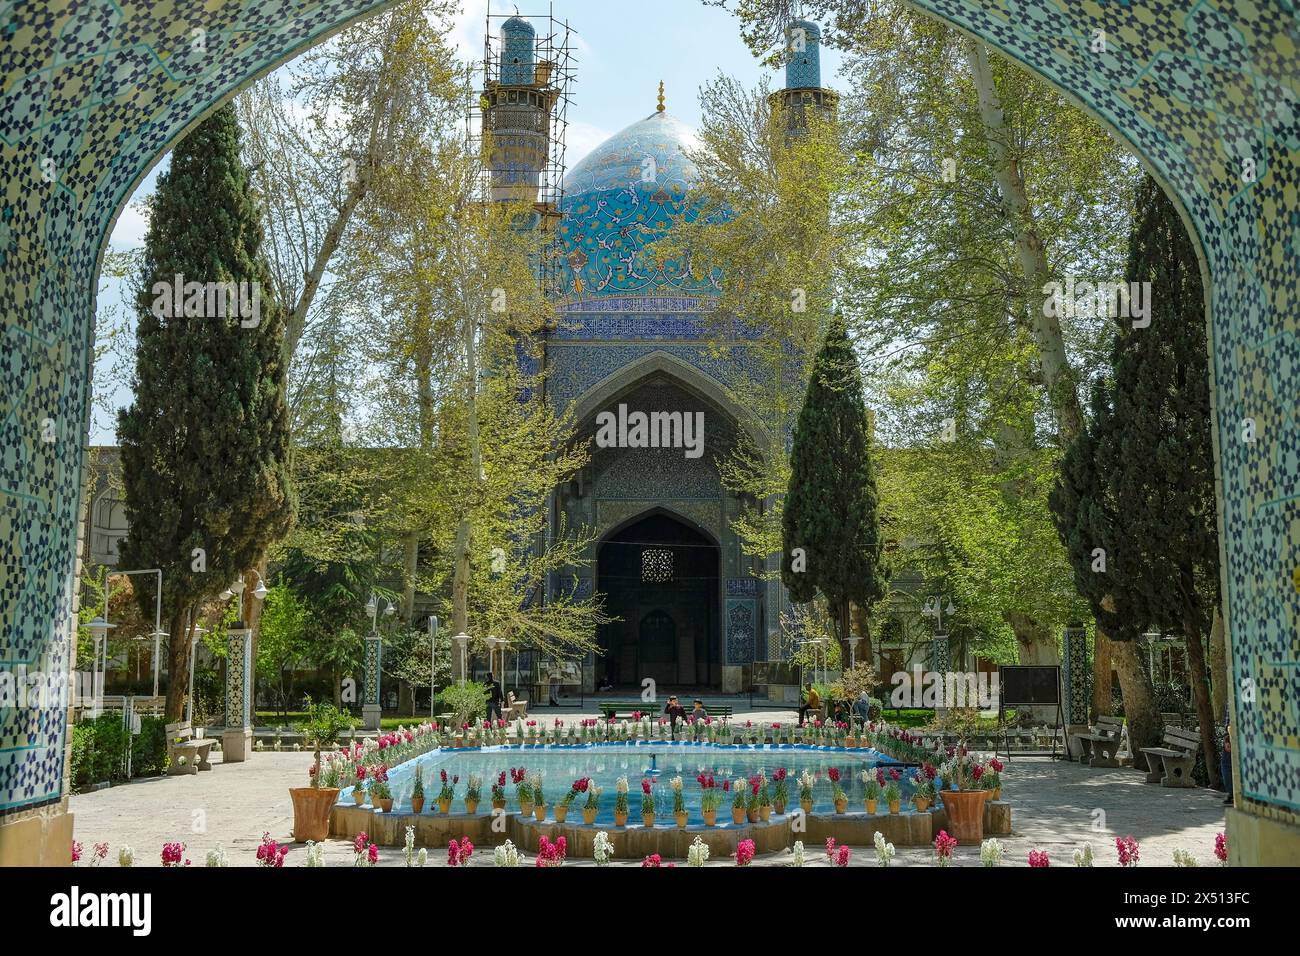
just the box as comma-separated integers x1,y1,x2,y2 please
486,672,504,722
663,695,687,739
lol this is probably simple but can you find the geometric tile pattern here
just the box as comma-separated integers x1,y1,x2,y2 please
363,636,381,709
0,0,1296,825
223,629,251,731
1061,625,1090,726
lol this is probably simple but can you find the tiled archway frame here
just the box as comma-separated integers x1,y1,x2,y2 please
0,1,1295,826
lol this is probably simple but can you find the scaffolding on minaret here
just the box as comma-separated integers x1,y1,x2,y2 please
467,3,577,296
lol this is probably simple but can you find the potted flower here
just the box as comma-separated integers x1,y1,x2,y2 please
983,757,1004,801
371,765,393,813
436,769,456,814
614,776,630,827
828,767,848,813
797,769,816,814
698,774,721,826
292,698,357,842
731,777,748,824
512,767,533,816
491,771,507,811
465,773,482,814
670,776,688,828
410,765,426,814
640,778,656,827
583,780,601,825
862,771,880,813
530,772,547,821
913,763,937,812
557,778,583,823
883,778,901,815
938,745,989,843
758,774,773,822
352,764,367,805
746,776,760,823
772,768,789,815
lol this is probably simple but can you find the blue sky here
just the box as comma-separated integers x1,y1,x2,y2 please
91,1,844,443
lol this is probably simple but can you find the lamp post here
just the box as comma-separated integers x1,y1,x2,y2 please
84,615,115,717
452,633,470,688
184,623,208,726
361,594,396,729
487,635,507,714
104,568,163,700
428,615,439,719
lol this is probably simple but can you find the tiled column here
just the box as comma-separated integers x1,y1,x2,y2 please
362,634,382,730
222,628,253,761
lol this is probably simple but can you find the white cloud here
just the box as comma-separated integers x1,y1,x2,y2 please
564,119,610,169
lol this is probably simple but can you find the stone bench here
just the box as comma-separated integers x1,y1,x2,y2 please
1071,715,1125,767
165,720,216,774
1140,725,1201,787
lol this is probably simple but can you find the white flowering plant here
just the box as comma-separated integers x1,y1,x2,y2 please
874,830,895,867
594,831,614,866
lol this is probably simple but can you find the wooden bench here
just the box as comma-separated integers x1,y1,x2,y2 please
1071,715,1125,767
1139,726,1201,787
596,702,733,721
165,720,216,774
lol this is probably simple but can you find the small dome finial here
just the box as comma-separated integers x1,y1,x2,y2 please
657,80,665,113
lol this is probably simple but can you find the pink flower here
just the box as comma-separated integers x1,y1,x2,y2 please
934,830,958,859
161,842,188,867
1215,832,1227,863
736,839,755,866
71,840,82,863
835,846,851,867
825,837,837,859
828,767,841,783
642,778,652,794
642,853,662,867
1115,835,1140,867
367,844,378,864
1028,849,1050,867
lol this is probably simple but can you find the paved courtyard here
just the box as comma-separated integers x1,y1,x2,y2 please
70,714,1228,867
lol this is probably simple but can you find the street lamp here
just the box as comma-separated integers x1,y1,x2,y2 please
84,615,116,716
103,568,163,702
452,633,470,688
428,615,439,719
185,624,209,726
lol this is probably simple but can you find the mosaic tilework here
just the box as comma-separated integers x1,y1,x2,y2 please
0,0,1297,822
363,635,381,708
901,0,1300,814
726,597,757,666
223,629,251,730
0,0,396,813
1061,625,1090,725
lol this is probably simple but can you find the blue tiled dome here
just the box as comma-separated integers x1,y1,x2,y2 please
558,111,717,301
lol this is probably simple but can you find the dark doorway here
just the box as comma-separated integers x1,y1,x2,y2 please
596,512,719,688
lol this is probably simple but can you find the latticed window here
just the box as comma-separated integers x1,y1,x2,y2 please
641,547,673,583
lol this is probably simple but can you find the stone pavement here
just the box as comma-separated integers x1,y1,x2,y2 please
68,746,1227,867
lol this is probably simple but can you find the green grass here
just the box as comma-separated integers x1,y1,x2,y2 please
254,711,424,731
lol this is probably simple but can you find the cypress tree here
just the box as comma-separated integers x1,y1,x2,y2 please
1051,175,1220,780
118,104,295,720
781,315,888,664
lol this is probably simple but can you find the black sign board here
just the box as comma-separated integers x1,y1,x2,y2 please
999,665,1062,706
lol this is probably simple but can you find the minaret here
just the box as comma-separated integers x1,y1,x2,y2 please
483,16,557,212
771,19,837,131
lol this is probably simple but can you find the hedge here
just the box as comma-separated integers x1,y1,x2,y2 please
69,714,169,793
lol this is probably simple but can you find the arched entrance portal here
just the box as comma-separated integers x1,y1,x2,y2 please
596,512,720,689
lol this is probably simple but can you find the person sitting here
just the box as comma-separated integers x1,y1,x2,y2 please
690,699,708,721
853,691,872,725
663,695,687,739
798,683,821,725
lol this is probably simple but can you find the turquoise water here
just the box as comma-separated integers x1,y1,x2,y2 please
349,744,915,824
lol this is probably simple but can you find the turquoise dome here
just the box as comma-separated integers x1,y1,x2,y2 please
557,111,718,302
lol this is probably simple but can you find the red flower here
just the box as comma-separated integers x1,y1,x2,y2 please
641,778,652,794
828,767,841,783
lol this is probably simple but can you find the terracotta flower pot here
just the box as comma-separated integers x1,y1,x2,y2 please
520,800,534,817
535,803,548,821
915,797,930,813
554,805,568,823
834,798,848,814
465,799,478,815
493,799,506,811
940,789,988,844
845,737,856,748
583,807,598,825
615,810,628,827
642,813,656,828
774,801,786,816
800,798,813,814
747,808,759,823
866,799,877,814
732,807,747,824
438,799,451,814
290,787,339,843
352,789,365,806
377,798,393,814
992,787,1002,802
410,796,425,814
888,800,900,815
759,805,771,822
676,812,688,829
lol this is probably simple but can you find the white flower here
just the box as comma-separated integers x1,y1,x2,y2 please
687,836,710,867
304,842,325,868
874,830,895,867
594,831,614,865
1073,843,1094,867
495,840,521,867
118,845,135,868
417,847,428,867
791,841,805,867
980,838,1004,867
205,845,228,867
1172,848,1199,867
403,826,416,867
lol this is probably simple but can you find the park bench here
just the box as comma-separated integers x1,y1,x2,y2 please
596,702,733,721
165,720,216,774
1071,715,1125,767
1139,725,1201,787
507,692,528,719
